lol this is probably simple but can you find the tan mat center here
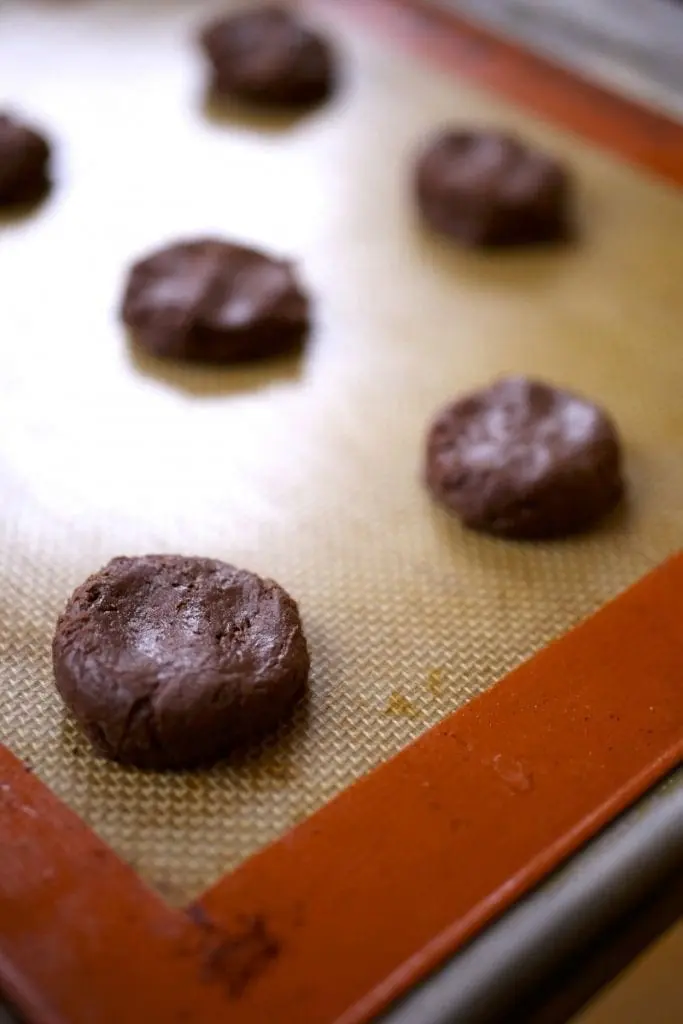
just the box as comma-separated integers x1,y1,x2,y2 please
1,0,682,903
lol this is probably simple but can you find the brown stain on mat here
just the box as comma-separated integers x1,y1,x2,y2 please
385,691,421,718
186,905,281,1000
426,668,444,698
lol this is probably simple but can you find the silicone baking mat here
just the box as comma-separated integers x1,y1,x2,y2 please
1,0,682,905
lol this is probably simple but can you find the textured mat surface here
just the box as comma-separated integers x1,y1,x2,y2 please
1,0,682,903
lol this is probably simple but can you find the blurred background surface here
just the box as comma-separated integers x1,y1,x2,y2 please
433,0,683,119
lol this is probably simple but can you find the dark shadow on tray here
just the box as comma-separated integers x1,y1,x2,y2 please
0,185,53,227
128,333,305,397
412,216,580,291
428,491,632,558
200,86,329,135
223,691,311,778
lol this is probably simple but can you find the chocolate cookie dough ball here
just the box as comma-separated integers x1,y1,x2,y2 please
199,5,336,107
121,238,310,363
414,129,572,248
53,555,310,769
0,112,51,207
424,377,624,539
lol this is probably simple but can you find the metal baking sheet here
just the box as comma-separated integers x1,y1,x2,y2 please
431,0,683,121
1,0,683,907
382,768,683,1023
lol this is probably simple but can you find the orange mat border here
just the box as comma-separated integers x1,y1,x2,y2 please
3,4,683,1022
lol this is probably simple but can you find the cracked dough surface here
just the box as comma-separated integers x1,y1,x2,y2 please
51,555,310,770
